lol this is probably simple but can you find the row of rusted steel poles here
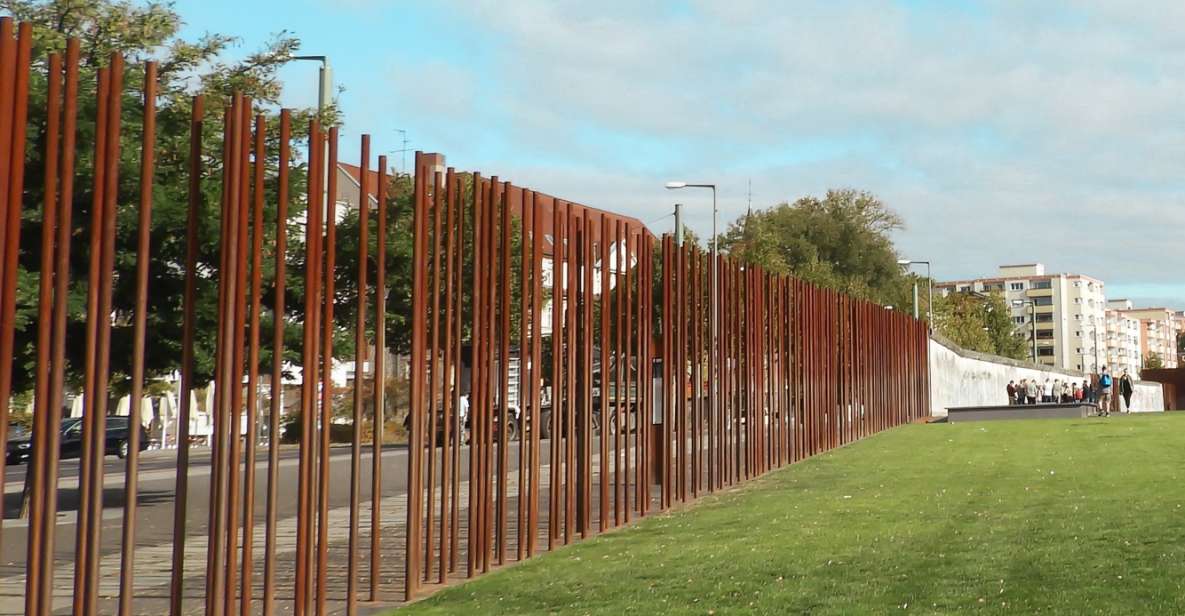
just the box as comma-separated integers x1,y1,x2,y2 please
402,171,931,598
3,16,930,613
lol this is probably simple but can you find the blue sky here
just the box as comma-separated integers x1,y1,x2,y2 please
174,0,1185,309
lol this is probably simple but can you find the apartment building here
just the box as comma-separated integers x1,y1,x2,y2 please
935,264,1107,371
1113,305,1182,369
1103,300,1142,377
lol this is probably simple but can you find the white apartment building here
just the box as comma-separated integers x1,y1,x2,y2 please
1104,300,1142,377
935,264,1107,371
1113,305,1182,370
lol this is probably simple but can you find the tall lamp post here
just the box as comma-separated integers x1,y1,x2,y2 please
290,54,333,217
1013,299,1037,363
665,181,717,479
897,260,932,326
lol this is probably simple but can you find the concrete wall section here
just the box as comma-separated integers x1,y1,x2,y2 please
928,336,1165,416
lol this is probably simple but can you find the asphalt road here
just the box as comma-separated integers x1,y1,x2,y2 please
1,443,426,569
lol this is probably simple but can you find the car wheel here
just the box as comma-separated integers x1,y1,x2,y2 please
117,440,129,459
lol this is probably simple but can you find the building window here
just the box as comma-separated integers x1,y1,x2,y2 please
1010,282,1024,290
1013,316,1025,325
1034,296,1053,306
958,285,971,292
1038,347,1055,357
1035,313,1054,322
1033,280,1052,290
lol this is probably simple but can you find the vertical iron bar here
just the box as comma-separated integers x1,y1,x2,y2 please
263,108,290,616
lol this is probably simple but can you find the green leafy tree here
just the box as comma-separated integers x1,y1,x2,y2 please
932,291,1027,360
1144,353,1164,370
2,0,325,397
717,189,911,308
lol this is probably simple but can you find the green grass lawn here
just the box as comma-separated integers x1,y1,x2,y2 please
399,414,1185,615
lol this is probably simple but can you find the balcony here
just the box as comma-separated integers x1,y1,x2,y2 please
1026,288,1054,298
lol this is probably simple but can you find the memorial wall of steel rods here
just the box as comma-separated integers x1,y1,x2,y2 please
0,18,929,615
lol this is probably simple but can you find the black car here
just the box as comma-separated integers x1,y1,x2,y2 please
6,417,149,465
6,424,32,465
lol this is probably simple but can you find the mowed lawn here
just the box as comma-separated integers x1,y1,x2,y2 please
399,413,1185,615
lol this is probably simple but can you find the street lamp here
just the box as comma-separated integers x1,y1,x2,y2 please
897,259,932,326
1012,299,1037,363
290,54,332,222
665,181,717,473
289,55,332,114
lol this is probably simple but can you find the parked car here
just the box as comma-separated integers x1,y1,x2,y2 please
6,424,32,465
8,417,149,465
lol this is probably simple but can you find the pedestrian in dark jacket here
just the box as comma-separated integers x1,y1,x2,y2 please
1119,369,1135,413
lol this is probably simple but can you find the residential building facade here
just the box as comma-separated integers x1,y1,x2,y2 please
1104,300,1142,378
936,264,1107,372
1113,305,1182,370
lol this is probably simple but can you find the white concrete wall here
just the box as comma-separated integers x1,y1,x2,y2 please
928,337,1165,416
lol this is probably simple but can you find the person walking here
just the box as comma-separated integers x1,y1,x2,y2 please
1097,366,1113,417
1042,378,1054,403
1082,379,1095,403
1119,369,1135,413
1007,380,1017,405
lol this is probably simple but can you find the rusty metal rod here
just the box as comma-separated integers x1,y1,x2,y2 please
263,108,290,616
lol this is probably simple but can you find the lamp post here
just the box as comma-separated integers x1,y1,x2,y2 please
665,181,717,481
289,55,332,114
1013,299,1037,363
897,260,932,326
290,54,333,219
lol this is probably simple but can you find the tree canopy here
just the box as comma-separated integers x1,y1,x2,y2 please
717,188,911,308
3,0,325,398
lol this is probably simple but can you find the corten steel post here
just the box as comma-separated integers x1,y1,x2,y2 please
466,172,483,578
611,220,623,526
295,119,324,616
580,210,593,536
563,203,577,541
167,91,201,616
223,96,253,616
425,170,443,578
406,151,429,597
33,40,78,615
371,155,391,594
549,199,565,548
205,94,240,616
517,187,532,560
528,191,545,552
621,224,633,521
598,214,611,530
263,108,291,616
449,170,464,573
346,134,371,615
0,24,30,543
438,166,457,583
239,112,267,616
484,178,500,572
116,60,157,616
24,48,61,616
500,181,516,564
316,126,341,615
659,235,672,509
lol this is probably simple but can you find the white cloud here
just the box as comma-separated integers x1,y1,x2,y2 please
352,0,1185,307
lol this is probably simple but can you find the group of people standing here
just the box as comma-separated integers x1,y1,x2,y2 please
1007,377,1092,405
1005,366,1137,415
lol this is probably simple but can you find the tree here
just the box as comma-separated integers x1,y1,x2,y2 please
1144,353,1164,370
932,291,1027,360
717,189,911,307
3,0,324,397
